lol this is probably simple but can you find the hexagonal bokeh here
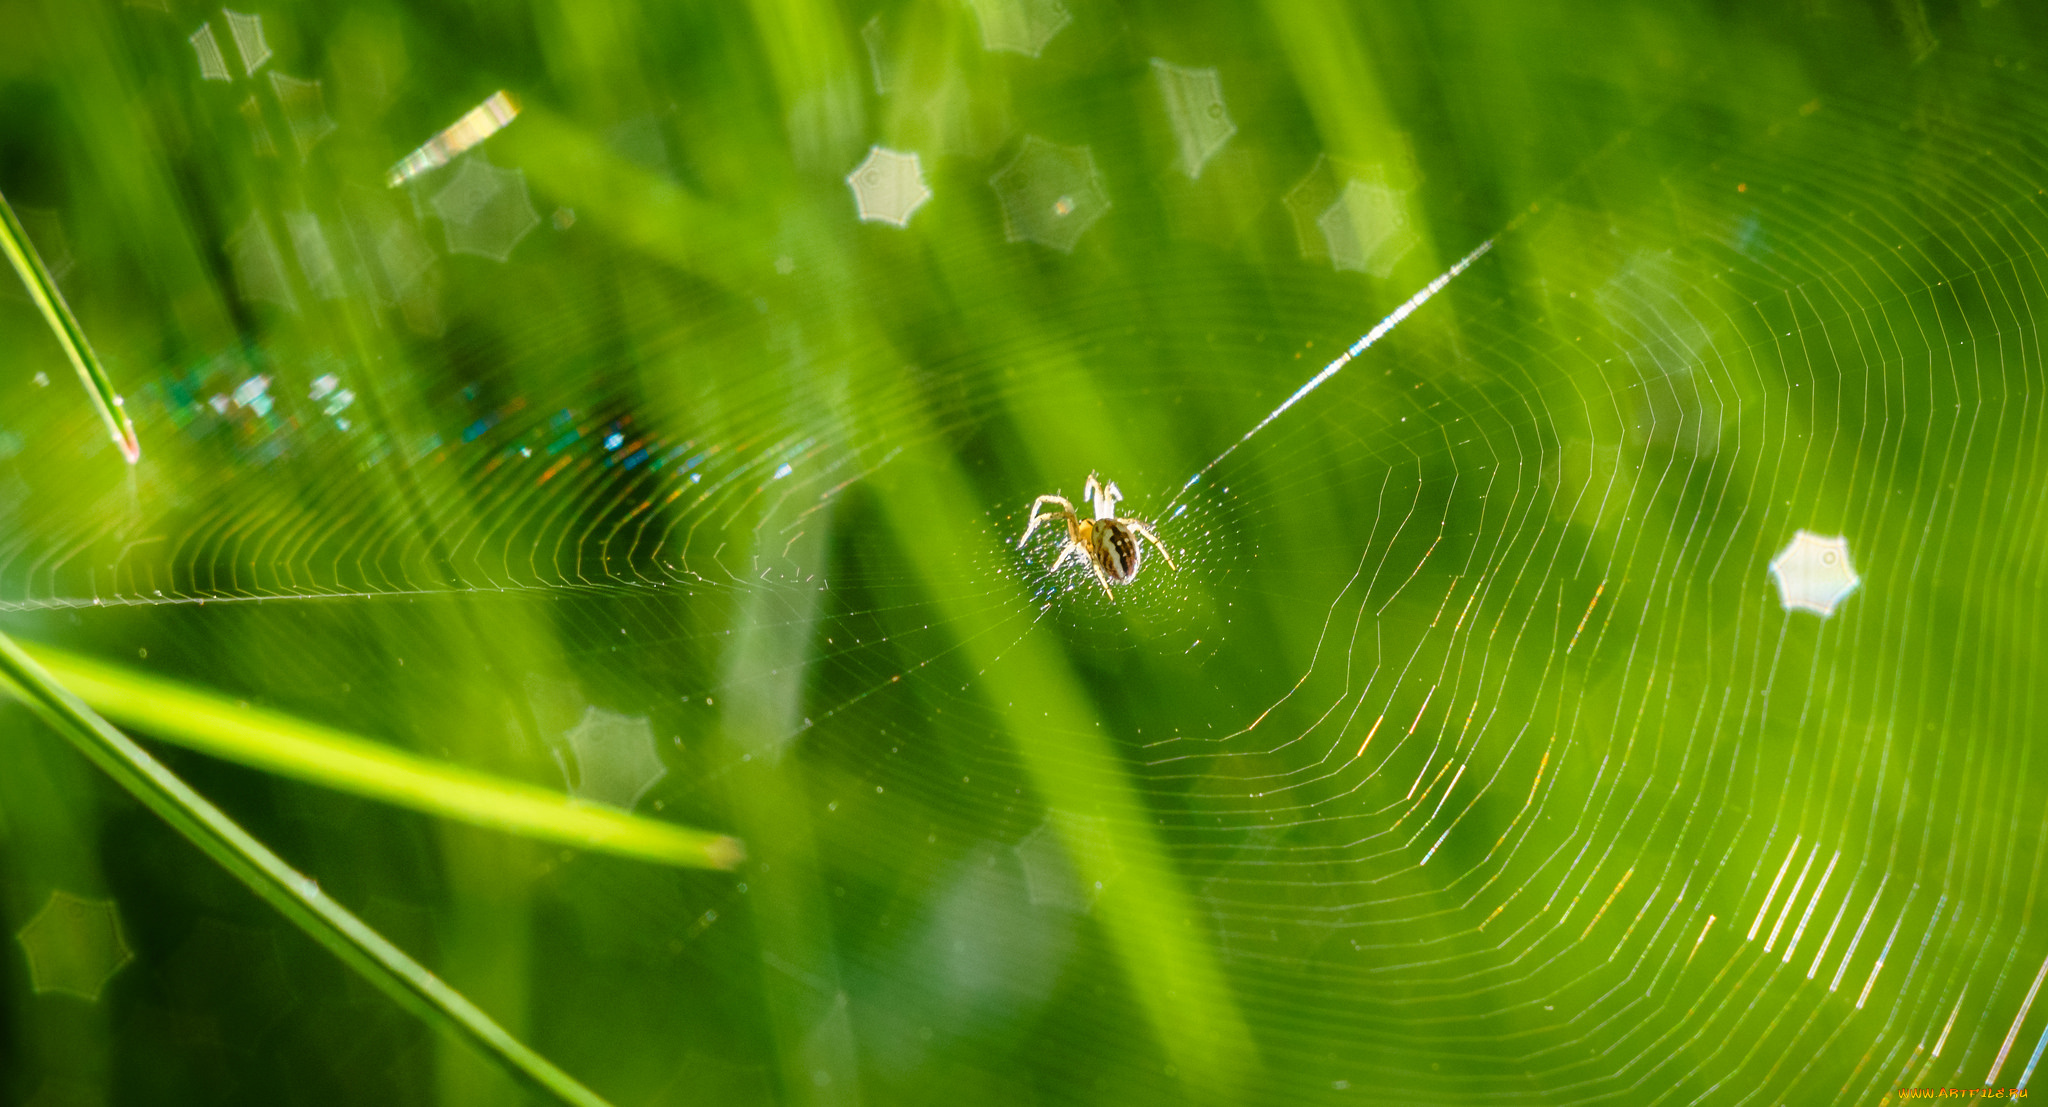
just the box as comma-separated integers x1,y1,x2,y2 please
1769,530,1862,617
989,135,1110,253
430,156,540,263
1282,154,1345,261
16,890,133,1001
268,71,336,159
189,23,231,82
229,211,298,312
286,209,345,301
966,0,1070,57
1151,59,1236,179
224,9,271,76
557,705,668,809
1014,812,1121,914
1318,177,1419,278
846,146,932,228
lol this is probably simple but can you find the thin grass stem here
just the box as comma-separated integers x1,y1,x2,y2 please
0,629,614,1107
0,190,140,464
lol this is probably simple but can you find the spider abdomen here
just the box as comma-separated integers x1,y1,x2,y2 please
1091,521,1143,583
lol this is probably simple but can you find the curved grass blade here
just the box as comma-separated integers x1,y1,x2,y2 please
17,641,743,871
0,190,140,464
0,629,613,1107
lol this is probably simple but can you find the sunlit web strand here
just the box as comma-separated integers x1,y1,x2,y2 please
1168,236,1496,511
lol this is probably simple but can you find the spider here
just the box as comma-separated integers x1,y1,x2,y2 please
1018,473,1178,597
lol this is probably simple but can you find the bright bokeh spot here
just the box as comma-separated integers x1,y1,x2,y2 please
223,9,271,76
16,891,133,1002
189,23,232,82
846,146,932,228
1769,529,1862,617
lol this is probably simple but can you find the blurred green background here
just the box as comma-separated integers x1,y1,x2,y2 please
6,0,2048,1103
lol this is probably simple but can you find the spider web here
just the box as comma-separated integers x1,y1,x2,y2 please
4,8,2048,1106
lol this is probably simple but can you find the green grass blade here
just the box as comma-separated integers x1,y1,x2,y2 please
875,452,1257,1092
0,629,613,1107
0,189,140,465
15,641,743,871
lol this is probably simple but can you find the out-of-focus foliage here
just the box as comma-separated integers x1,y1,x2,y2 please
5,0,2048,1104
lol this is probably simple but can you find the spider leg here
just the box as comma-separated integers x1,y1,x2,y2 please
1046,540,1084,572
1087,556,1116,599
1019,496,1076,548
1083,474,1122,520
1022,511,1078,553
1125,520,1179,570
